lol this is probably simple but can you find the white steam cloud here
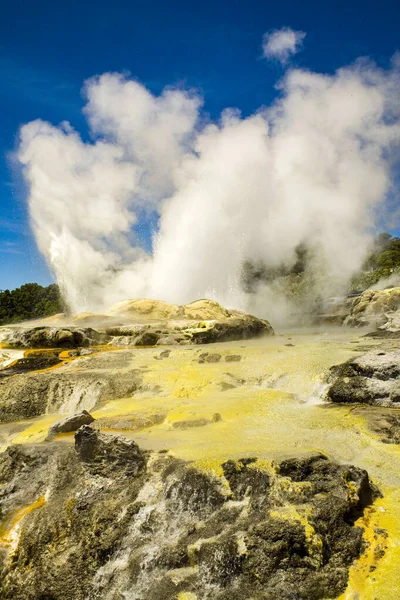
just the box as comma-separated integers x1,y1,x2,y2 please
262,27,306,64
17,54,400,322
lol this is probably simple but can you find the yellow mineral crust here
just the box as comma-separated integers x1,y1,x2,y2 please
0,494,46,549
338,490,400,599
108,297,233,321
2,329,400,597
108,298,182,320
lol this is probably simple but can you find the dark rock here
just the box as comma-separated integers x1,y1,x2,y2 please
173,418,212,429
327,350,400,406
191,314,272,344
133,331,160,346
0,433,380,600
3,327,106,349
164,465,226,514
277,452,330,482
219,381,237,391
0,352,62,379
0,355,141,422
74,425,146,476
172,413,222,429
225,354,242,362
222,458,270,508
46,410,95,439
198,352,222,363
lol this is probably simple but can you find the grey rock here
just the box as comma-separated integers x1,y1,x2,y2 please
0,352,62,378
2,326,107,349
133,331,160,346
47,410,95,439
108,311,273,348
172,414,221,429
0,358,141,421
351,407,400,445
191,314,273,344
0,436,379,600
198,352,221,363
75,425,146,476
328,349,400,406
225,354,242,362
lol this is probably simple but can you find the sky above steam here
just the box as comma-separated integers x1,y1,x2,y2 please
1,0,400,293
18,52,400,315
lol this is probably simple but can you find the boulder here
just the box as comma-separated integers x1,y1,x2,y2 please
190,313,273,344
197,352,221,363
46,410,95,439
225,354,242,362
327,349,400,406
345,287,400,328
108,307,273,347
181,299,231,320
108,298,181,320
368,310,400,338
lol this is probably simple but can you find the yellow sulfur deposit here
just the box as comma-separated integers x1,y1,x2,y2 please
0,495,46,548
1,328,400,597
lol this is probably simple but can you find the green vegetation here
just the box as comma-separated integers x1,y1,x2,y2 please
242,233,400,310
0,283,65,325
350,233,400,291
241,243,311,293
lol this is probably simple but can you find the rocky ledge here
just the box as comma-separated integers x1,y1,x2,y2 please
0,350,141,422
0,426,379,600
345,287,400,329
0,299,273,349
327,349,400,407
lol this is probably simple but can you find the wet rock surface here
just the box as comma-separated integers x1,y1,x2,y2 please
0,352,141,421
345,287,400,328
365,310,400,338
0,351,62,378
108,311,273,347
328,349,400,406
1,326,106,349
0,299,274,351
0,429,379,600
350,406,400,444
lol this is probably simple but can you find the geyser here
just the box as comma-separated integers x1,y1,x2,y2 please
17,55,400,320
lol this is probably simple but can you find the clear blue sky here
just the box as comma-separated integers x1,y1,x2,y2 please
1,0,399,290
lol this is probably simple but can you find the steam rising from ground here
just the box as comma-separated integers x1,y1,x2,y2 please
18,53,400,322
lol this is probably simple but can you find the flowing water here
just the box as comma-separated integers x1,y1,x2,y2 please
1,327,400,598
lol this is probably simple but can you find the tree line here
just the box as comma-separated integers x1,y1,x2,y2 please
0,283,64,325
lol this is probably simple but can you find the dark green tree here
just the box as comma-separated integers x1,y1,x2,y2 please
0,283,65,325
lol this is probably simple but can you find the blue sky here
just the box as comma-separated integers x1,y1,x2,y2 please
1,0,400,290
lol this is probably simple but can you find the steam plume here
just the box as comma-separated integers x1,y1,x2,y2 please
17,55,400,322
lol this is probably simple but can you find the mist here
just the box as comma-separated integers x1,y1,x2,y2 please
17,54,400,323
